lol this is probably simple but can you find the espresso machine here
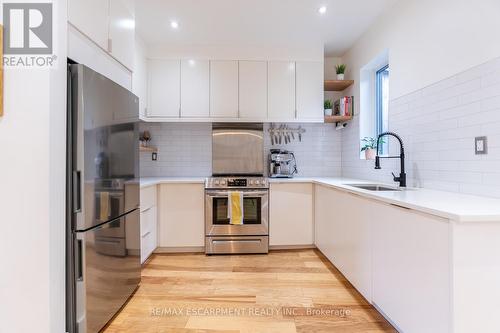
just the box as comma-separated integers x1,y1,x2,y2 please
269,149,298,178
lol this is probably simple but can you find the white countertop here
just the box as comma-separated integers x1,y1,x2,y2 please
140,176,500,222
140,177,206,188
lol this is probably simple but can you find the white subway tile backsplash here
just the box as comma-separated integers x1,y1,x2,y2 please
140,122,342,177
342,55,500,198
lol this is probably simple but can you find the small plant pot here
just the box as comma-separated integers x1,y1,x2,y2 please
365,148,377,160
336,74,345,80
324,109,333,116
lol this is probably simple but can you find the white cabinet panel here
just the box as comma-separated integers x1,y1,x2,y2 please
68,0,109,50
181,60,210,118
147,60,181,118
133,37,148,117
372,204,450,333
158,184,205,247
108,0,135,70
296,61,323,121
314,185,372,300
270,183,313,246
140,205,157,263
210,61,238,118
239,61,267,119
140,186,158,263
268,61,296,120
314,185,336,261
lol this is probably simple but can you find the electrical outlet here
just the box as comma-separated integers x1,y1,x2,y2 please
475,136,488,155
152,152,157,161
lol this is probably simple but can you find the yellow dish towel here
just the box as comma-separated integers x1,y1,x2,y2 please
100,191,110,221
228,192,244,225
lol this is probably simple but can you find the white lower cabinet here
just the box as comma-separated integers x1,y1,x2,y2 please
140,186,158,263
315,184,451,333
269,183,313,246
158,184,205,248
371,203,450,333
314,185,372,300
140,205,157,263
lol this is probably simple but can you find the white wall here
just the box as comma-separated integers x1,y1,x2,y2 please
340,0,500,197
342,0,500,100
0,1,67,333
324,57,344,108
147,43,324,61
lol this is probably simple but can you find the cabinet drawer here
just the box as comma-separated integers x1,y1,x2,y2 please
140,186,157,211
141,230,155,263
140,206,155,236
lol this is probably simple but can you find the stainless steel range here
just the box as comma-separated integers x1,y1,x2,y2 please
205,177,269,254
206,123,269,254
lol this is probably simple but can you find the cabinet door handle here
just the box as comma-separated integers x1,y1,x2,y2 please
72,170,81,213
142,231,151,238
107,38,113,53
76,239,83,281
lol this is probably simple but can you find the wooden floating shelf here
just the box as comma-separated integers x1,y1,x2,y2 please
139,146,157,152
324,80,354,92
324,115,353,123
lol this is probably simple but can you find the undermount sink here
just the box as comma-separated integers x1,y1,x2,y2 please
344,184,402,192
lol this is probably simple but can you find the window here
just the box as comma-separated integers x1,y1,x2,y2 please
359,49,389,159
375,65,389,154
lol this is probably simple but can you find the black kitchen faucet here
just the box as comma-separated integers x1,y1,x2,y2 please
374,132,407,187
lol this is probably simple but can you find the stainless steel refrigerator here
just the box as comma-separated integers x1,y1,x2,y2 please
66,64,141,333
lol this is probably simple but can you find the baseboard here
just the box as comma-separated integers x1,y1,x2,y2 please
153,245,316,253
269,244,316,250
154,246,205,253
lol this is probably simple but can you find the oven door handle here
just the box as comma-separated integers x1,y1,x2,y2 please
206,191,268,197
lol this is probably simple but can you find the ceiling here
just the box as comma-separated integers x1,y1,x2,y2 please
136,0,398,57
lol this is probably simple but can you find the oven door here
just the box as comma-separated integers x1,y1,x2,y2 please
205,190,269,236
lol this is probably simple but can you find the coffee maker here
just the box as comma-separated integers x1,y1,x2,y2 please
269,149,298,178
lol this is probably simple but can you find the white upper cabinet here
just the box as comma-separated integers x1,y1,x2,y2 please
181,60,210,118
68,0,109,50
268,61,296,120
147,60,181,118
108,0,135,69
296,61,324,121
210,61,239,118
239,61,267,119
142,58,323,122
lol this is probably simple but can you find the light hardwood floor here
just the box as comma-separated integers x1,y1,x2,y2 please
103,249,396,333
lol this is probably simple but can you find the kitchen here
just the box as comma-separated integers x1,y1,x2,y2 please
2,1,500,333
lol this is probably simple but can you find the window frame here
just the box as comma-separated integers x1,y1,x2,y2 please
375,64,389,154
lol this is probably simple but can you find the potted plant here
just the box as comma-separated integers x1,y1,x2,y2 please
361,136,384,160
140,130,151,147
324,99,333,116
335,64,346,80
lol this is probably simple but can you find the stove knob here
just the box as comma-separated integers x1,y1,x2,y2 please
221,180,226,185
249,180,254,185
255,180,260,185
214,180,220,185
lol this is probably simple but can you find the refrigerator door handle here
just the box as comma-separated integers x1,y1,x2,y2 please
72,170,82,213
76,239,83,281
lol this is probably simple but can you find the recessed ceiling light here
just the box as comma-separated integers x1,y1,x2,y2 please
170,20,179,29
318,6,327,14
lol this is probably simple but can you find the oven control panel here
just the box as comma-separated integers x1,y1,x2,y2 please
227,179,247,187
205,177,269,189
